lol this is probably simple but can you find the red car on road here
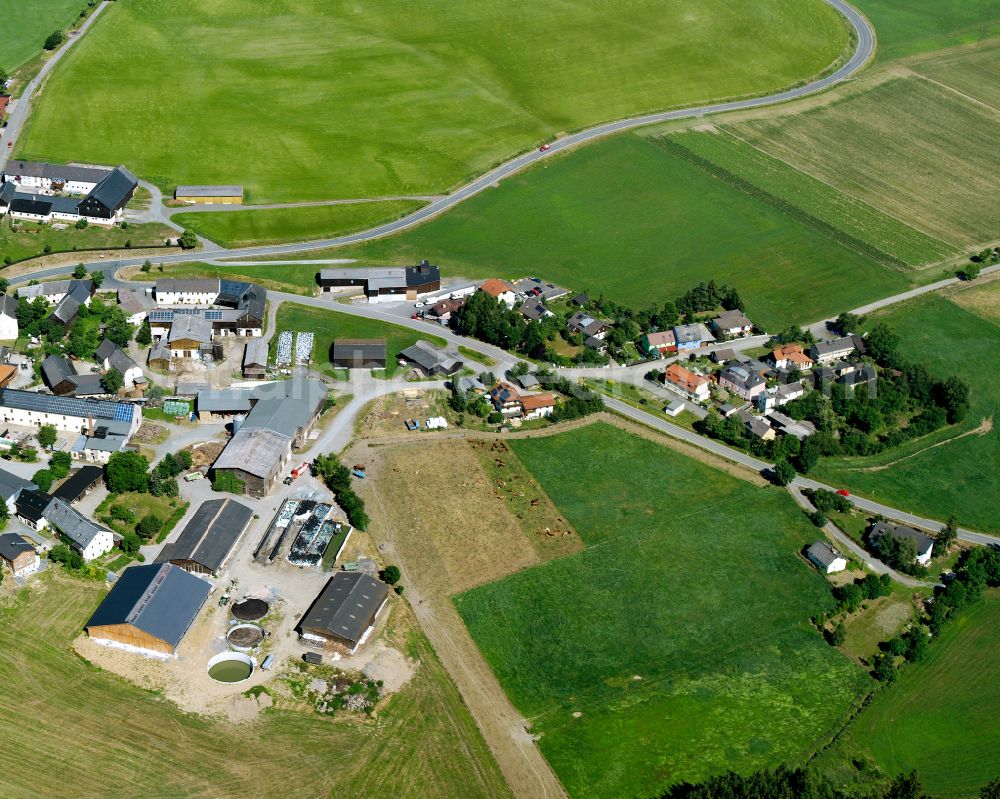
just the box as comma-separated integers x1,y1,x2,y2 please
837,489,850,497
539,144,551,152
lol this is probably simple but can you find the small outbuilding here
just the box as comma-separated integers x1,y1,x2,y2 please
173,185,244,204
51,465,104,505
242,338,268,379
297,572,389,653
332,338,387,370
85,563,211,656
806,541,847,575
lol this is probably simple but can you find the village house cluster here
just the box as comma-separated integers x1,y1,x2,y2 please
0,161,138,226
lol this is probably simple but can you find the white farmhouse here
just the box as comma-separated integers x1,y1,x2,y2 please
806,541,848,574
0,295,18,340
45,497,115,561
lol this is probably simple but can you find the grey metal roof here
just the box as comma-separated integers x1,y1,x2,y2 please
175,185,243,197
871,521,934,554
3,160,109,184
0,466,36,501
52,465,103,503
243,338,268,368
673,323,715,345
212,427,289,478
156,498,253,573
155,278,220,295
332,338,386,363
168,314,213,344
85,563,210,649
0,294,18,318
242,378,326,438
87,166,138,212
0,533,35,562
69,374,107,396
398,341,448,372
197,389,253,413
812,337,857,358
319,263,439,289
298,572,389,647
42,355,76,389
807,541,842,568
148,342,170,363
117,288,149,316
44,497,111,550
96,339,140,376
712,309,752,330
0,388,136,423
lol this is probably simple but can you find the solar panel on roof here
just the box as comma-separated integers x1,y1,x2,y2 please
113,404,133,422
149,310,174,321
205,310,223,320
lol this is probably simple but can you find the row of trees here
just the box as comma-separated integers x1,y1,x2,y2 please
314,454,369,530
588,279,743,335
105,449,192,497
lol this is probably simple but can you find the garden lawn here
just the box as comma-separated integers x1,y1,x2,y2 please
852,0,1000,60
272,303,445,378
0,0,88,71
841,592,1000,797
729,64,1000,248
329,135,909,329
0,575,512,799
0,216,175,265
16,0,849,201
811,287,1000,532
455,423,869,799
172,201,425,248
95,491,187,540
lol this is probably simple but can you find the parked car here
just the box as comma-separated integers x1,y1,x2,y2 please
539,144,550,151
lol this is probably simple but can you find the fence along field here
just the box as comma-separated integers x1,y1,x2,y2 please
662,130,955,267
16,0,850,202
455,423,869,799
728,62,1000,248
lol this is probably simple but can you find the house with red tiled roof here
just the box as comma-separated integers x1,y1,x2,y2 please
479,279,517,308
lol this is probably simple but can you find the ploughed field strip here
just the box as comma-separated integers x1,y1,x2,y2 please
16,0,849,201
455,423,869,799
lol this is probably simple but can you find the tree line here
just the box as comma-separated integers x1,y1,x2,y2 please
314,454,370,530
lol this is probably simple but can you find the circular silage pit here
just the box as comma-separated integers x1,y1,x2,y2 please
227,623,265,651
231,598,269,621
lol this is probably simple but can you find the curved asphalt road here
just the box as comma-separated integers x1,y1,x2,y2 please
3,0,874,273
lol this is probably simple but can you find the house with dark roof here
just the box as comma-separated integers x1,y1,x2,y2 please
0,465,37,513
297,572,390,652
806,541,847,574
332,338,387,369
398,341,462,376
810,336,857,364
48,280,94,329
52,465,103,505
0,533,39,578
41,355,78,396
519,298,553,322
488,382,523,416
96,338,143,388
45,497,114,561
717,362,766,401
869,521,934,566
85,563,211,656
156,498,253,575
0,165,137,225
0,294,18,340
838,364,877,394
15,489,52,531
76,166,138,222
566,311,608,340
1,160,109,194
710,310,754,338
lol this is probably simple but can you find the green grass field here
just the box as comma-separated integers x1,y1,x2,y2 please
664,130,955,266
730,66,1000,248
272,302,445,377
0,0,88,72
455,424,869,799
141,261,319,296
910,41,1000,109
812,286,1000,532
0,575,512,799
172,201,425,248
833,592,1000,797
17,0,849,202
326,135,910,329
0,216,176,264
853,0,1000,60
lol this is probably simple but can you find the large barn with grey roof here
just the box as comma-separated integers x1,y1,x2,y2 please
156,498,254,575
297,572,390,652
85,563,210,656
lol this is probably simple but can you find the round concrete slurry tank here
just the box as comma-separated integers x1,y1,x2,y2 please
231,598,269,621
226,623,265,651
207,651,254,683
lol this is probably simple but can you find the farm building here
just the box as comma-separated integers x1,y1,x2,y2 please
242,338,268,379
398,341,462,376
51,465,104,505
156,498,253,575
45,497,114,561
0,533,39,578
0,294,19,340
0,165,137,225
0,465,37,513
332,338,387,369
85,563,211,656
174,185,244,204
297,572,389,652
317,261,440,303
15,490,51,531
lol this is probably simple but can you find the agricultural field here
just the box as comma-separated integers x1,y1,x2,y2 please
826,592,1000,797
663,130,955,267
0,0,89,72
852,0,1000,60
134,261,319,297
0,575,512,799
455,423,869,799
0,216,175,265
16,0,850,202
171,201,424,249
271,303,444,378
325,135,910,329
812,284,1000,532
729,65,1000,248
910,42,1000,111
